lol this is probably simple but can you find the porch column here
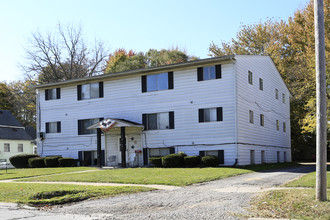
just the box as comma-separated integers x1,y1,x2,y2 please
120,127,126,168
97,128,102,168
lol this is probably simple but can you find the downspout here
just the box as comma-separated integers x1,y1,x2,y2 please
232,56,239,166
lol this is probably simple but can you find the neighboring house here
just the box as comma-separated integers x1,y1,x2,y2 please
0,110,36,165
35,55,291,166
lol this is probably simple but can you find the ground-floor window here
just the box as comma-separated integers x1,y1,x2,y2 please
18,144,23,152
4,143,10,152
149,148,171,157
78,150,104,166
199,150,224,164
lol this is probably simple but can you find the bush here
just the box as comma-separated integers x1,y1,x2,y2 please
28,157,46,168
184,156,201,167
149,157,162,167
9,154,39,168
162,153,185,168
59,157,76,167
201,155,220,167
44,156,62,167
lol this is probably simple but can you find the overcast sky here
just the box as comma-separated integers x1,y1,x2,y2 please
0,0,308,82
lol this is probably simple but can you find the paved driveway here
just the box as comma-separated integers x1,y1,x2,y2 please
0,165,315,220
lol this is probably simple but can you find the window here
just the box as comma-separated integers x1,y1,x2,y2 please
142,72,173,92
282,93,285,103
199,150,224,164
283,122,286,132
142,112,174,130
275,89,279,99
45,88,60,100
18,144,23,152
46,122,61,133
259,78,263,91
149,148,171,157
276,120,279,130
78,118,102,135
199,107,223,123
277,151,280,163
4,143,10,152
248,71,253,85
197,65,221,81
249,110,254,124
77,82,103,100
260,114,264,126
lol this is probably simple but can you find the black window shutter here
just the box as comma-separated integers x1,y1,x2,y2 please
142,114,148,130
218,150,224,164
215,65,222,79
78,120,83,135
57,121,61,133
199,151,205,157
199,109,204,123
143,148,148,165
217,107,223,121
99,82,104,98
169,111,174,129
45,89,49,100
56,88,61,99
168,72,174,89
78,151,83,165
45,122,49,133
170,147,175,154
197,67,203,81
101,150,105,166
99,118,104,122
77,85,82,100
141,75,147,93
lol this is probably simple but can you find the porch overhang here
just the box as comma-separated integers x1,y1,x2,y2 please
87,118,144,131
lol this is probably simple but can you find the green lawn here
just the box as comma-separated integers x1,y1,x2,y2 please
0,167,97,180
286,166,330,188
249,189,330,220
0,182,152,206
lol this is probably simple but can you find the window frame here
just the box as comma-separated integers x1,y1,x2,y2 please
18,144,23,152
142,72,173,93
260,114,264,126
249,110,254,124
259,78,263,91
198,107,223,123
78,118,103,135
282,93,285,103
4,143,10,152
275,89,279,99
197,65,222,81
45,121,61,133
142,112,174,130
45,88,60,100
283,122,286,132
276,120,279,131
77,82,103,100
248,70,253,85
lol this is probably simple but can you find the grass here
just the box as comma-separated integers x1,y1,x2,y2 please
249,189,330,220
18,163,299,186
0,167,97,180
0,182,153,206
285,165,330,188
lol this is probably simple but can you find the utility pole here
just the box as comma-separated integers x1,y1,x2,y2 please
314,0,327,201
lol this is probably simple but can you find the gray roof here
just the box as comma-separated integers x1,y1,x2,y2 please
0,110,34,141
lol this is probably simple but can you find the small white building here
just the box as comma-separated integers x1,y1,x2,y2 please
36,55,291,166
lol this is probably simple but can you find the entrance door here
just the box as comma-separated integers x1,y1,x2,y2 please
250,150,255,165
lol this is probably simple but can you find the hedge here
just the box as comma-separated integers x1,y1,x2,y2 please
9,154,39,168
162,153,185,168
28,157,46,168
184,156,201,167
44,156,62,167
149,157,162,167
59,157,76,167
201,155,220,167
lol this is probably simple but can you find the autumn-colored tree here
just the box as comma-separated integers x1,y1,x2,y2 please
0,82,14,110
208,0,329,160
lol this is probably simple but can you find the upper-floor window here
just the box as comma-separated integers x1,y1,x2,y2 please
275,89,279,99
142,72,173,92
282,93,285,103
249,110,254,124
283,122,286,132
46,121,61,133
45,88,60,100
260,114,264,126
199,107,223,123
197,65,221,81
259,78,263,91
248,71,253,85
18,144,23,152
4,143,10,152
77,82,103,100
142,112,174,130
276,120,279,130
78,118,103,135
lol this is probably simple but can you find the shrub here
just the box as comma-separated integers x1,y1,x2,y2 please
28,157,46,168
44,156,62,167
9,154,39,168
59,157,76,167
162,153,185,168
201,155,220,167
184,156,201,167
149,157,162,167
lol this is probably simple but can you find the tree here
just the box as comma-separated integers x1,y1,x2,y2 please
208,0,329,161
22,24,108,83
0,82,14,110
